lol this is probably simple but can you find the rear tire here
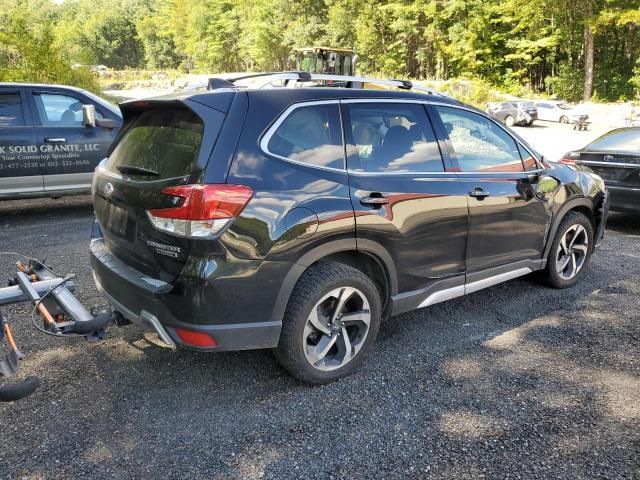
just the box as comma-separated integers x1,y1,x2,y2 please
560,115,569,124
540,212,594,289
273,262,382,384
505,115,515,127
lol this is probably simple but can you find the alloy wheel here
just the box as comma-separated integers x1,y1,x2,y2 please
555,224,589,280
303,287,371,371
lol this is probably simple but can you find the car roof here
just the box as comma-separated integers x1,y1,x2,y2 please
150,86,461,104
0,81,122,117
246,87,461,103
0,82,86,92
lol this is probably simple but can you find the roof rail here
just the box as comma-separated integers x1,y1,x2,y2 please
202,72,450,97
225,71,312,83
305,74,450,97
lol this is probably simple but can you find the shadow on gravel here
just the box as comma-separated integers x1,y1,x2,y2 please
0,218,638,478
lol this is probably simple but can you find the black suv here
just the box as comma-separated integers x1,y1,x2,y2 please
90,74,608,384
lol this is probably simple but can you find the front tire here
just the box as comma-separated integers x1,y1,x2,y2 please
560,115,569,124
274,262,382,384
540,212,594,289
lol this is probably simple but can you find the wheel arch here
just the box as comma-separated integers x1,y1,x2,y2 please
543,197,596,263
270,239,397,324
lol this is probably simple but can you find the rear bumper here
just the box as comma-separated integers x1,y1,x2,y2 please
607,185,640,214
90,226,284,351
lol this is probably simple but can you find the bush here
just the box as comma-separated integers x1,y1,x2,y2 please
545,65,583,102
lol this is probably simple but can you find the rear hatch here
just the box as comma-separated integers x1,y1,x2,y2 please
578,151,640,187
93,99,226,281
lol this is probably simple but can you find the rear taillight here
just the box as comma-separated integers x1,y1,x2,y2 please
147,184,253,238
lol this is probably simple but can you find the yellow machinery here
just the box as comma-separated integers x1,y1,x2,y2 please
294,47,357,76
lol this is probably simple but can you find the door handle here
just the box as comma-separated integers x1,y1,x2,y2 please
44,138,66,143
360,195,389,207
468,188,490,199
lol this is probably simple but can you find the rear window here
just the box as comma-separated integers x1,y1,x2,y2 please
586,129,640,153
106,107,204,179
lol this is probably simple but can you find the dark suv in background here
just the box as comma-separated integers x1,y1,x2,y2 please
90,74,608,384
487,101,537,127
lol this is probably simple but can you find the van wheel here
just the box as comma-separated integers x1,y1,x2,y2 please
540,212,594,289
505,115,515,127
274,262,382,384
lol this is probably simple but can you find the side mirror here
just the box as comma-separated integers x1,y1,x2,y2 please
536,175,560,202
82,104,96,128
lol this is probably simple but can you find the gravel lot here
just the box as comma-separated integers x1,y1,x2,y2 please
0,196,638,480
513,121,607,162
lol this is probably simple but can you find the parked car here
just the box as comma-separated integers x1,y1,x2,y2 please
561,127,639,213
90,65,109,77
535,101,588,124
90,74,608,384
0,83,122,199
487,101,536,127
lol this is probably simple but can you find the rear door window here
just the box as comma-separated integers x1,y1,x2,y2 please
265,103,345,170
346,102,444,173
0,93,26,126
106,107,204,179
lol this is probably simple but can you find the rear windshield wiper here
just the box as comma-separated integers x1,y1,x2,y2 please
116,165,160,177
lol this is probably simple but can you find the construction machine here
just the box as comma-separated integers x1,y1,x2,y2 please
294,47,357,76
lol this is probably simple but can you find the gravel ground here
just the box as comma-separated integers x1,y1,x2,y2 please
513,121,606,162
0,195,638,480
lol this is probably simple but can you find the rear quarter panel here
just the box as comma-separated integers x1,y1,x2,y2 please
221,94,355,262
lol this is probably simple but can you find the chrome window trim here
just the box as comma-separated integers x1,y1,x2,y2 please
259,100,347,173
260,98,545,176
342,99,544,173
578,160,639,169
347,169,545,177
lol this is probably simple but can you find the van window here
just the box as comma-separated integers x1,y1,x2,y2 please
33,92,106,126
106,107,205,179
0,93,25,126
266,103,345,170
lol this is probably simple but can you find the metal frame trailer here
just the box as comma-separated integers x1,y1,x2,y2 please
0,260,113,401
